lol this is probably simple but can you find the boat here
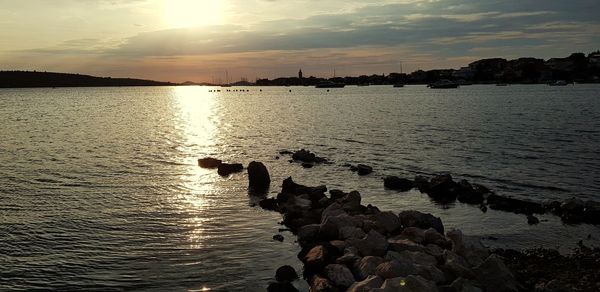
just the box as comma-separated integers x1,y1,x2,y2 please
428,79,459,89
548,80,568,86
393,83,404,88
315,81,345,88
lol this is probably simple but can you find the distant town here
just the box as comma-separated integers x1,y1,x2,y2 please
1,51,599,88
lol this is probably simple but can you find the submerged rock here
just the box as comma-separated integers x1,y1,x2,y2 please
486,194,544,214
356,164,373,176
247,161,270,193
217,163,243,176
197,157,222,168
275,265,299,282
383,176,414,191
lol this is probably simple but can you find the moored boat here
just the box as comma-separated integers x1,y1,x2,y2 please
428,79,459,89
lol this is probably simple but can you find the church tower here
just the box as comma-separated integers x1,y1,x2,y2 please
298,69,303,79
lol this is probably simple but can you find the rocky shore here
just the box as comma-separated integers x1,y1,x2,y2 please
197,153,599,291
258,177,519,292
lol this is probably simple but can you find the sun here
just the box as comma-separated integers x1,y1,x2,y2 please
164,0,224,28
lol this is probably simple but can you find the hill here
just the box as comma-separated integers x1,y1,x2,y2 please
0,71,176,88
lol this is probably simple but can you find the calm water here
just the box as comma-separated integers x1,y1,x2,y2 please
1,85,599,291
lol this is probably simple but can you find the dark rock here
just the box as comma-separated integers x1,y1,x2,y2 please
397,227,426,244
372,211,401,235
217,163,243,176
324,264,356,288
398,210,444,234
302,163,314,168
473,255,518,292
339,191,362,212
356,164,373,176
267,282,299,292
375,260,417,279
275,265,298,282
310,275,339,292
329,189,348,200
197,157,222,168
354,256,385,280
487,194,544,214
414,175,430,192
348,230,389,256
349,165,359,172
279,150,294,155
292,149,327,163
383,176,414,191
297,224,321,246
259,198,278,211
281,177,327,200
583,200,600,224
273,234,284,242
527,214,540,225
347,275,384,292
479,204,488,213
304,245,329,272
426,174,459,203
248,161,270,193
457,180,485,205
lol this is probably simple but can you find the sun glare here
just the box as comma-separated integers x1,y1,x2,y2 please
164,0,224,28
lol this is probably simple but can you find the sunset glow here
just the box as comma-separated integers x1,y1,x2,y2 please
164,0,225,28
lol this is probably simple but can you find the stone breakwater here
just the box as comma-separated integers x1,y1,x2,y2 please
258,177,519,292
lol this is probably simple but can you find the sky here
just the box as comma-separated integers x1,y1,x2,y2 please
0,0,599,83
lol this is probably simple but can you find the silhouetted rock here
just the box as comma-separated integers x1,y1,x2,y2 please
267,282,299,292
273,234,284,242
217,163,243,176
301,163,314,168
356,164,373,176
291,149,327,164
259,198,278,211
457,180,485,204
275,265,298,282
197,157,222,168
398,210,444,234
383,176,414,191
247,161,270,193
486,194,544,214
473,255,519,292
426,174,459,203
527,214,540,225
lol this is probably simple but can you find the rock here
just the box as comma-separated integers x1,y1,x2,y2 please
457,180,485,204
292,149,316,162
217,163,243,176
247,161,270,193
583,200,600,224
348,230,389,257
329,189,348,200
356,164,373,176
413,175,430,192
347,275,384,292
446,229,489,267
376,275,437,292
324,264,356,288
273,234,284,242
426,174,460,203
297,224,321,246
267,282,299,292
396,250,437,266
275,265,299,282
279,150,294,155
415,264,446,283
329,240,347,253
339,226,366,240
424,227,450,247
384,176,414,191
388,239,427,253
339,191,362,212
354,256,385,280
527,214,540,225
321,213,362,240
259,198,278,211
197,157,221,168
336,253,361,266
561,197,585,223
397,227,426,244
372,211,401,234
440,250,475,281
486,194,544,214
310,275,339,292
398,210,444,234
281,177,327,200
322,203,346,223
376,260,417,279
451,277,482,292
304,245,329,271
302,162,314,168
473,254,518,292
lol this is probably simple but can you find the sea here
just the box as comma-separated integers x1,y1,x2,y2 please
1,85,599,291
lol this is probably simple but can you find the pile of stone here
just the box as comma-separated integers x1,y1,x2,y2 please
383,174,600,225
259,177,520,292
